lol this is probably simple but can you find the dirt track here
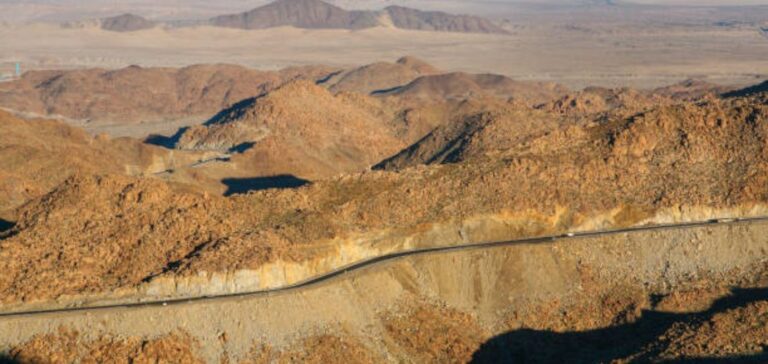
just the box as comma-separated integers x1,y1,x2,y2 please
2,218,767,362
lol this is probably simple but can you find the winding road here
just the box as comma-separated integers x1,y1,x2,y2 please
2,215,767,319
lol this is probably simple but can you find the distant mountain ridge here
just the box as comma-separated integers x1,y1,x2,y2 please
101,13,156,32
210,0,379,30
210,0,508,34
382,6,506,34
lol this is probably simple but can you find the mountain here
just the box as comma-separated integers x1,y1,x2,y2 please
377,72,569,104
210,0,379,30
375,100,560,170
0,64,336,129
383,6,508,34
322,56,440,94
100,13,156,32
209,0,508,34
0,59,568,135
174,80,406,179
378,82,737,171
540,87,664,116
0,110,207,219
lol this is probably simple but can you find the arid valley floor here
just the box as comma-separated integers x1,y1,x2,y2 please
2,0,768,363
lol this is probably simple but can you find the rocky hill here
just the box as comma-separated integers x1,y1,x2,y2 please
652,79,736,100
209,0,508,34
0,64,336,127
0,111,208,220
378,72,569,104
100,13,156,32
2,90,768,304
374,101,561,170
322,56,439,94
2,78,768,363
0,59,573,134
174,80,407,178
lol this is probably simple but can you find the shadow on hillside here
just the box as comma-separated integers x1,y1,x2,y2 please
471,287,768,364
315,70,343,85
229,142,255,154
146,95,264,150
0,219,13,233
0,219,14,240
204,97,258,126
371,85,404,95
222,175,310,196
0,354,20,364
722,80,768,98
145,127,188,149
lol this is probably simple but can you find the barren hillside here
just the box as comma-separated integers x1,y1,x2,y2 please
1,54,768,362
322,56,439,94
379,72,569,104
2,90,767,305
0,64,335,127
0,110,211,220
0,59,570,137
174,80,406,178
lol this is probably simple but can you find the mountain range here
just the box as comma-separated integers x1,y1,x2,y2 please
92,0,509,34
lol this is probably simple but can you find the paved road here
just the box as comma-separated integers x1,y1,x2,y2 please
2,215,767,319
